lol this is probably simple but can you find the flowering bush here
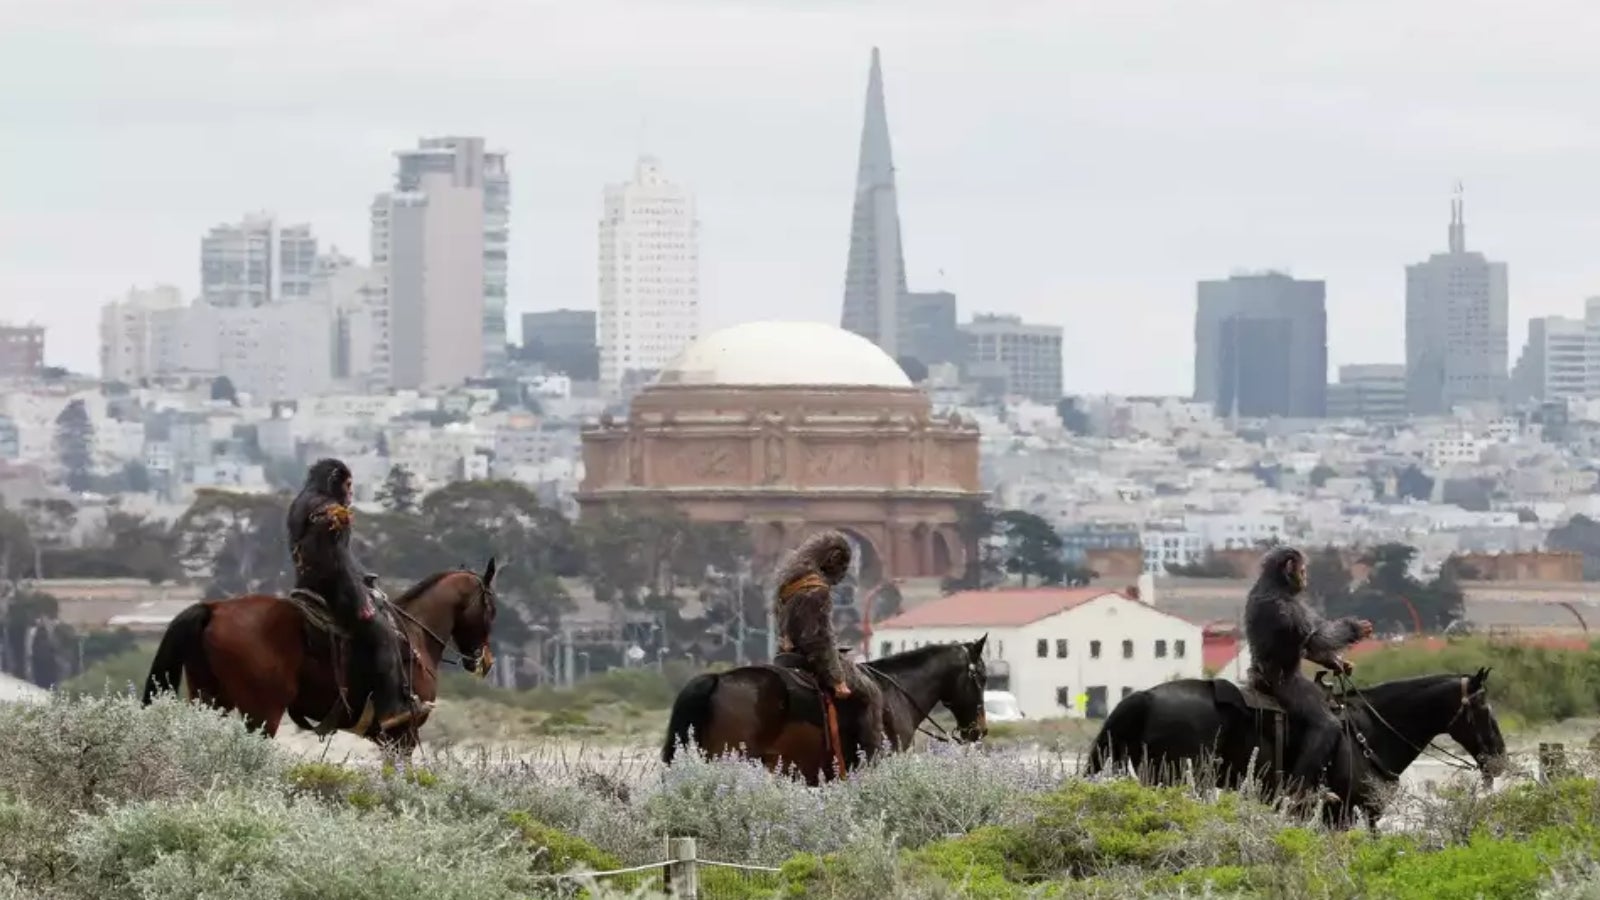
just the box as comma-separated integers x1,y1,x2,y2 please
4,692,1600,898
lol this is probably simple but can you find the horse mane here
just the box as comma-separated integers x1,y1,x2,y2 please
393,569,467,607
865,641,966,673
1348,672,1465,705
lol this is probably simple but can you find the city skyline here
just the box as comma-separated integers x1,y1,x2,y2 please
11,2,1600,393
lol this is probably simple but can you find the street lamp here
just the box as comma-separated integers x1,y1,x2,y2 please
578,651,591,681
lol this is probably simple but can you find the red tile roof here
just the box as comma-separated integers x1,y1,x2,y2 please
1203,634,1241,672
872,588,1119,629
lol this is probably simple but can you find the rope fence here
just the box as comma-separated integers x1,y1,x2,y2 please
540,837,784,899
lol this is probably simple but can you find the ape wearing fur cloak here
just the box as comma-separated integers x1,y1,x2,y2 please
1244,546,1372,801
773,530,886,768
287,458,418,731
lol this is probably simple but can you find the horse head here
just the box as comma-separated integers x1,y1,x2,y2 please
443,561,498,678
946,634,990,743
1445,666,1507,784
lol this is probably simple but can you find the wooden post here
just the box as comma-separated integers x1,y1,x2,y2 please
666,836,698,899
1540,742,1567,783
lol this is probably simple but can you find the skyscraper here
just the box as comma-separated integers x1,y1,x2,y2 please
1194,272,1327,418
200,213,317,308
838,47,909,359
597,155,700,394
1405,187,1509,414
960,313,1064,402
374,137,503,389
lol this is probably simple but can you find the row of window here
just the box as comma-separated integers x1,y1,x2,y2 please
1035,638,1186,660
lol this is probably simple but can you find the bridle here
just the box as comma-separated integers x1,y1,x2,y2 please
861,651,987,744
388,573,496,677
1334,673,1493,780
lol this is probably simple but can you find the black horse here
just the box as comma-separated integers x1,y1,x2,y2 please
1084,668,1507,830
661,637,990,785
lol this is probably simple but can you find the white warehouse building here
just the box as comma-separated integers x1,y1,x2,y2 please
868,588,1204,720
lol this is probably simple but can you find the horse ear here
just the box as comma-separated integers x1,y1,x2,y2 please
970,633,988,656
483,556,498,586
1474,666,1492,687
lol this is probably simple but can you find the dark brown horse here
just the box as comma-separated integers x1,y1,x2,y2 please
141,560,499,754
661,637,991,784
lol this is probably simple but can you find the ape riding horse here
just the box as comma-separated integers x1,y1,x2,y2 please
661,637,991,785
141,560,500,755
1084,667,1508,830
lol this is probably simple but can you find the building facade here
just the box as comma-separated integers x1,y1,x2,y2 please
597,156,700,395
1512,316,1588,405
960,314,1064,402
200,213,318,308
0,325,45,378
869,589,1203,719
99,285,187,382
522,309,599,380
899,290,962,370
376,137,501,389
580,321,981,592
1405,192,1509,414
1194,272,1327,418
1327,363,1407,422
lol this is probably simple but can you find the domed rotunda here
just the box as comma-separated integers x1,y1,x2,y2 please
578,321,982,587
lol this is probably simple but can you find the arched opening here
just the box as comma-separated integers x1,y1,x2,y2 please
931,529,956,578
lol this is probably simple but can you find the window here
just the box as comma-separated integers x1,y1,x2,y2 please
880,641,893,658
1175,640,1187,659
1090,640,1102,659
1055,639,1068,658
1055,686,1070,708
1122,640,1134,659
1155,640,1168,658
1122,686,1134,699
1036,639,1048,658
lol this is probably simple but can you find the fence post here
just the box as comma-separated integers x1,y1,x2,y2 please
666,836,698,899
1540,742,1567,783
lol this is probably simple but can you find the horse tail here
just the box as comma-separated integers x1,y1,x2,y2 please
1084,688,1150,776
141,603,212,705
661,672,719,764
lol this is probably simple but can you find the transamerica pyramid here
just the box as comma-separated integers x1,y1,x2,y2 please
839,47,908,359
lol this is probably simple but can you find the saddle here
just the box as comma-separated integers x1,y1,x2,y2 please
768,648,858,779
1213,669,1344,783
283,587,416,737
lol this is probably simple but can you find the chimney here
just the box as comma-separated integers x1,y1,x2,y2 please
1125,584,1141,601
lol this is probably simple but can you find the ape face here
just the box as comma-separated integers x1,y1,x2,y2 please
1281,550,1308,592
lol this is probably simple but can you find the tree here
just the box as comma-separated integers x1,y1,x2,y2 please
170,490,291,599
375,465,421,514
1055,397,1091,436
944,501,1005,592
1547,515,1600,580
1304,546,1353,613
210,376,238,405
1309,465,1337,488
1396,465,1434,502
1166,553,1240,578
1325,543,1464,634
994,510,1067,587
54,399,93,492
0,505,35,582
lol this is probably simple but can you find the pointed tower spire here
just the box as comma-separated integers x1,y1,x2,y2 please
839,47,909,358
1448,180,1466,253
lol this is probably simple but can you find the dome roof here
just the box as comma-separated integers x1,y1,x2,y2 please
655,321,914,388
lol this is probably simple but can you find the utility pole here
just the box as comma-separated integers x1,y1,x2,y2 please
734,565,749,667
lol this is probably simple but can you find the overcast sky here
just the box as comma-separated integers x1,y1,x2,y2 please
6,0,1600,394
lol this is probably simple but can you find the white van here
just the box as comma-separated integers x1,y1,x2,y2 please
983,690,1024,722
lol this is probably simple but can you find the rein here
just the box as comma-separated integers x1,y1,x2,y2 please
386,579,492,676
1335,674,1483,776
858,661,956,744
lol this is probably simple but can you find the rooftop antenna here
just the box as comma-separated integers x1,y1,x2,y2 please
1448,179,1466,253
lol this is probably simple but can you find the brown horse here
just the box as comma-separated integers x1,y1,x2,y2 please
141,560,499,754
661,637,991,784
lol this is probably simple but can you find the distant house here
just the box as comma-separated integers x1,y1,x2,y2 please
868,587,1203,720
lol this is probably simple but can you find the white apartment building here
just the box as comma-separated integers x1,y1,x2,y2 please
374,137,501,389
597,155,700,395
200,213,318,308
869,588,1203,719
100,285,186,382
212,300,336,401
310,256,389,391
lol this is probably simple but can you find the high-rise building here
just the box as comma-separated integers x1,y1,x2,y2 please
0,324,45,378
839,48,909,359
960,314,1064,402
1194,272,1327,418
522,309,599,381
200,213,318,308
1327,364,1407,423
311,255,388,391
1511,316,1587,405
1405,188,1509,414
375,137,503,389
899,290,962,369
597,156,700,394
100,285,187,382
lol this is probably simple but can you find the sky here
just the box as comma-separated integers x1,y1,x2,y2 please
7,0,1600,394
